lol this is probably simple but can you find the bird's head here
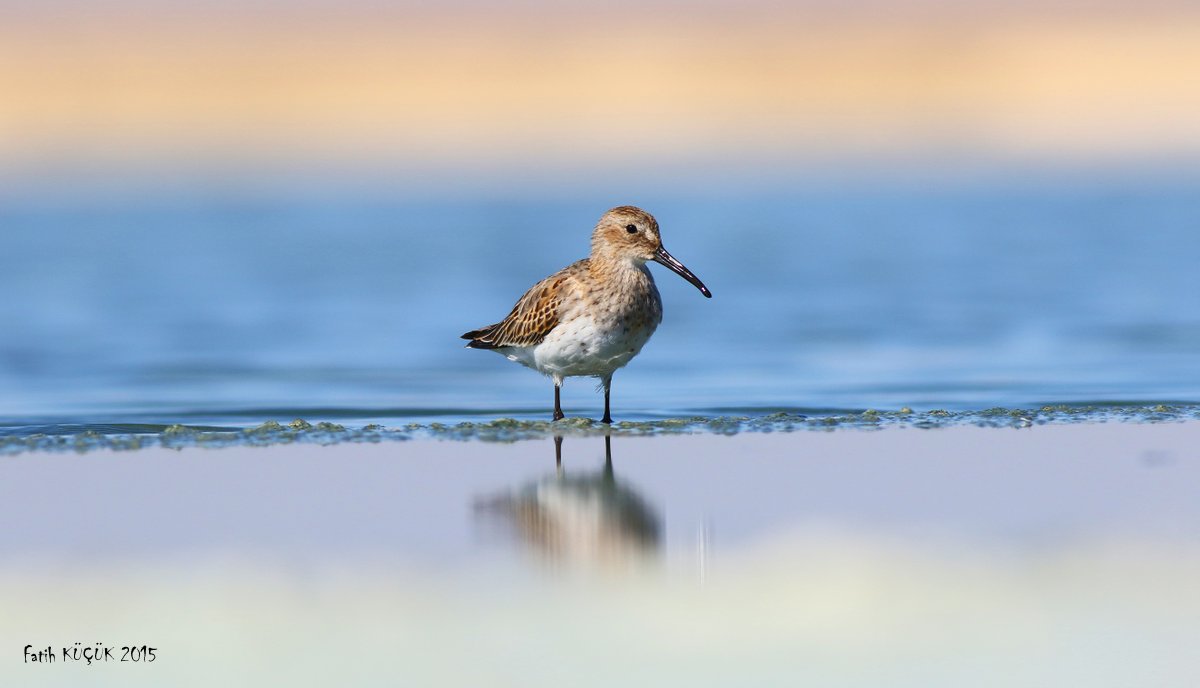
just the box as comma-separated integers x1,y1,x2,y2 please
591,206,712,298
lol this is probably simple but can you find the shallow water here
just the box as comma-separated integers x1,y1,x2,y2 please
3,178,1199,436
3,426,1198,686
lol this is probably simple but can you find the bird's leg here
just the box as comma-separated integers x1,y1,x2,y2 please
553,382,564,421
601,374,613,425
554,435,563,467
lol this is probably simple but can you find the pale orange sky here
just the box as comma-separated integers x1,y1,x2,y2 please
2,4,1199,186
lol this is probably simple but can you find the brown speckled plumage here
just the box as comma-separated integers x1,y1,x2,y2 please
461,261,583,349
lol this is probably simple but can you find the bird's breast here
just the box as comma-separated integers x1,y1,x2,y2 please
531,272,662,378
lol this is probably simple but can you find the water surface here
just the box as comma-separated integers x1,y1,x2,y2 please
2,426,1198,686
3,179,1198,434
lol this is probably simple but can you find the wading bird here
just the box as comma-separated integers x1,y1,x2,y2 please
462,206,711,423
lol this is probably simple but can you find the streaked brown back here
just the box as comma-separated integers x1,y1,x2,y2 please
461,260,584,348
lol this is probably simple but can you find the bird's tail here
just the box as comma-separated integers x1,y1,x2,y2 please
461,325,501,349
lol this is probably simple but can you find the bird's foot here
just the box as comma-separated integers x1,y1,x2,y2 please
552,410,565,421
600,414,612,425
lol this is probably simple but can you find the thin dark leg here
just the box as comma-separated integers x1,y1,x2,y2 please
554,435,563,466
553,384,564,421
601,385,612,424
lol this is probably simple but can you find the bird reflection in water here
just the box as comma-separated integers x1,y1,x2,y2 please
474,436,661,568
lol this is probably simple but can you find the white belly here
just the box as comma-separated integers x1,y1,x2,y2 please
500,314,658,381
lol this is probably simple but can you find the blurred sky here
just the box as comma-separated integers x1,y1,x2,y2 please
2,0,1199,197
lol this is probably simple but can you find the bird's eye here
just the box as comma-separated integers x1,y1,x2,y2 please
625,224,637,233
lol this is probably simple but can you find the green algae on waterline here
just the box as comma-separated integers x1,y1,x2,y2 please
2,405,1199,456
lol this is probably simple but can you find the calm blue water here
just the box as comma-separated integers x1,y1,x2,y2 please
2,178,1198,434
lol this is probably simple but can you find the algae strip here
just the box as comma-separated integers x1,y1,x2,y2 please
2,404,1198,456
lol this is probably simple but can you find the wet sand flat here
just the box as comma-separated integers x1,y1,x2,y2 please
2,422,1198,686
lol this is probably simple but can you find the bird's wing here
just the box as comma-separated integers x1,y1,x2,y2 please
461,266,577,349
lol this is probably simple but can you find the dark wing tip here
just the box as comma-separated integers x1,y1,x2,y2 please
462,326,501,349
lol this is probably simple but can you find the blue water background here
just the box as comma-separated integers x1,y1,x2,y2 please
2,177,1198,433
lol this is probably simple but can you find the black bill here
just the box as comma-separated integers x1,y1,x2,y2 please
653,246,712,298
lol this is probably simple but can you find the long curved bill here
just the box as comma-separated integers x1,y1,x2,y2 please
653,246,712,298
